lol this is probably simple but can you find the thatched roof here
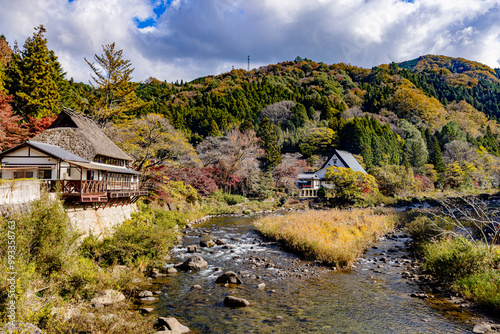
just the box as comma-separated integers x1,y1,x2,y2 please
33,108,132,162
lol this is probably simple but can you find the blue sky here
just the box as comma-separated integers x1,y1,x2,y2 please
0,0,499,83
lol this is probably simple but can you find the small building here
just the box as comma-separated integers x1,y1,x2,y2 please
0,108,147,208
297,149,366,197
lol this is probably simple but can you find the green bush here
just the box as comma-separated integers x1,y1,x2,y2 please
80,221,177,267
454,269,500,312
223,193,246,205
422,237,495,282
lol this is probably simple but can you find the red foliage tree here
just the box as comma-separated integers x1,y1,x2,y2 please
154,164,218,196
26,113,56,138
0,92,27,150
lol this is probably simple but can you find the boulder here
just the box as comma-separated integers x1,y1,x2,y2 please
200,239,215,247
150,268,167,278
224,296,250,307
91,289,126,307
167,267,178,274
140,307,155,314
138,290,154,298
214,238,226,245
215,271,242,284
187,244,198,253
156,316,190,334
257,283,266,290
473,322,492,334
177,255,208,271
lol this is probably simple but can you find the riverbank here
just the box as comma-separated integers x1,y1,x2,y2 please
254,208,399,268
405,206,500,321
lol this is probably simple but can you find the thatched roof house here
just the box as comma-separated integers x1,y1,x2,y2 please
0,108,146,206
33,108,132,165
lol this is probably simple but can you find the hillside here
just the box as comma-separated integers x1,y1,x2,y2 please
399,54,500,84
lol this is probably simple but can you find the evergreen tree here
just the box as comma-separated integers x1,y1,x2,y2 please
257,117,282,171
208,119,221,137
239,119,254,133
85,42,147,125
5,25,62,118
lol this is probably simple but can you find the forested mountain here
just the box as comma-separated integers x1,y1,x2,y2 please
2,26,500,196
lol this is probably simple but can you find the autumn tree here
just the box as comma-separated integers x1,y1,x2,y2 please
5,25,63,118
85,42,147,125
272,153,308,192
299,127,337,158
257,117,282,171
371,165,416,197
0,93,27,150
324,166,378,202
106,113,200,171
197,129,264,192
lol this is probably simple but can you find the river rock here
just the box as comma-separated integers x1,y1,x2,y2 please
187,244,198,253
215,271,242,284
167,267,178,274
200,239,216,247
141,296,158,302
224,296,250,307
472,322,497,334
156,316,190,334
214,238,226,245
192,284,203,290
91,289,126,307
150,268,167,278
257,283,266,290
140,307,155,314
138,290,154,298
177,255,208,271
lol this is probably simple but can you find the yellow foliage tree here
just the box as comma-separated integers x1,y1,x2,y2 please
324,166,378,201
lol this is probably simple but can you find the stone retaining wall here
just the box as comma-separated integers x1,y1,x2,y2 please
0,179,40,205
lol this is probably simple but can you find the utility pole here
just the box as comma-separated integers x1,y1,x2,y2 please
247,55,250,71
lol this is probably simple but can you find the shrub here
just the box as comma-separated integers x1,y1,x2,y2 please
371,165,416,197
223,193,246,205
422,237,495,282
80,221,177,267
454,269,500,312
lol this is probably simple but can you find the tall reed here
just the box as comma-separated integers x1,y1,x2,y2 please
254,208,397,268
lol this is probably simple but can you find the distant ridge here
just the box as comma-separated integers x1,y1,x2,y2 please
399,55,500,83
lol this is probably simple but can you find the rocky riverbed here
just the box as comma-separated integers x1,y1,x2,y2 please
134,215,499,334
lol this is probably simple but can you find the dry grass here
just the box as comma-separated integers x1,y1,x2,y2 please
254,208,397,268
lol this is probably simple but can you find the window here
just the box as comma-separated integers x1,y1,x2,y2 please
38,169,52,179
14,170,34,179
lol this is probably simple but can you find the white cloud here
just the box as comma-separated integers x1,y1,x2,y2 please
0,0,499,83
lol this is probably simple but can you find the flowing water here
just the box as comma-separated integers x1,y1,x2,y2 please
142,215,480,333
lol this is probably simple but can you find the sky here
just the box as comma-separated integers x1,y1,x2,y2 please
0,0,499,83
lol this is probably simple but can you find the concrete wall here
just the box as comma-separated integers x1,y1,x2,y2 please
0,180,41,205
66,204,138,238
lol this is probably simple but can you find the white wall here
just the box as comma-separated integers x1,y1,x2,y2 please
0,180,41,205
66,204,138,239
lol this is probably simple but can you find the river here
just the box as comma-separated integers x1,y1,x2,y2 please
142,214,480,333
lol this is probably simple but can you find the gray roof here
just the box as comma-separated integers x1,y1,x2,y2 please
33,108,133,162
68,161,142,175
334,149,367,173
297,173,320,180
27,140,89,162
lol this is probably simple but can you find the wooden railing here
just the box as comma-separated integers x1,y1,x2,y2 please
43,180,144,194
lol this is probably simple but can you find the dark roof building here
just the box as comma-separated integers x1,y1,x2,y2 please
33,108,132,164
